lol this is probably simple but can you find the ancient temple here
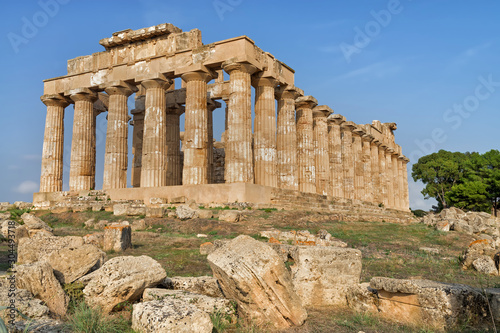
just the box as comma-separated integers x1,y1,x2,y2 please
34,23,410,216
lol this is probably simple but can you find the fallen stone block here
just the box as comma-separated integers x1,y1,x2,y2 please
132,299,213,333
103,223,132,252
218,210,241,222
162,276,224,298
18,233,84,264
20,213,53,233
176,205,198,220
82,255,166,314
207,235,307,329
15,261,69,317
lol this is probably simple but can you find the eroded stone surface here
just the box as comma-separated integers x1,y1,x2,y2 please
82,255,166,313
207,235,307,329
18,233,84,264
162,276,223,298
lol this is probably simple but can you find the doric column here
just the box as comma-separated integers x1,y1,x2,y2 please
68,88,97,191
222,61,258,183
392,150,400,210
341,121,356,200
207,99,220,183
398,155,405,211
275,86,302,190
140,77,172,187
327,114,345,198
313,105,333,195
362,134,374,202
385,147,395,209
378,144,389,207
131,94,145,188
352,127,365,201
252,75,278,188
371,140,381,205
402,157,410,210
165,104,183,186
102,81,135,189
296,95,318,193
40,94,70,192
181,70,215,185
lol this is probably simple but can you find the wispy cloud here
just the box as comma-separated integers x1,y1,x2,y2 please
450,42,492,67
331,61,401,82
14,180,38,194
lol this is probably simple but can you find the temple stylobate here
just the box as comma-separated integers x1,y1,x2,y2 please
35,23,410,216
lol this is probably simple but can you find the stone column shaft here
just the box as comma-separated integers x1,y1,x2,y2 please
341,123,356,200
253,77,277,188
131,94,145,188
385,149,395,208
181,71,213,185
397,156,405,211
166,106,182,185
207,101,220,184
276,87,301,190
328,115,345,198
378,145,388,207
371,141,381,205
222,61,258,183
140,78,171,187
69,88,97,191
362,136,373,202
40,95,69,192
393,153,400,210
403,158,410,210
352,131,364,201
296,96,318,193
313,106,332,195
102,83,134,189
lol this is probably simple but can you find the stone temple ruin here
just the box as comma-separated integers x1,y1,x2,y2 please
33,23,411,220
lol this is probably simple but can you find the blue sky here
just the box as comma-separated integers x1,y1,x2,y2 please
0,0,498,210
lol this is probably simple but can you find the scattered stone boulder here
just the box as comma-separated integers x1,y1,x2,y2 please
423,208,498,236
207,235,307,329
196,209,213,219
261,229,347,247
131,219,147,231
162,276,224,298
14,201,32,210
103,223,132,252
352,277,490,330
83,232,104,248
0,276,50,322
84,218,96,229
199,239,229,256
1,220,18,238
81,255,166,313
17,233,84,264
132,299,213,333
472,256,498,275
47,244,106,284
0,212,11,220
95,220,109,229
461,238,497,272
20,213,53,234
288,246,362,307
15,261,69,317
143,288,235,319
175,205,198,220
218,210,241,222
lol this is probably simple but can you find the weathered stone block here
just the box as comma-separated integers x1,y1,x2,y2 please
103,223,132,252
162,276,223,298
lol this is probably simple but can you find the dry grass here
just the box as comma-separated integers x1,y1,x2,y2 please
1,209,498,332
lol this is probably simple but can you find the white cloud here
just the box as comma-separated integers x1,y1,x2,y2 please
408,180,436,211
331,62,401,81
450,42,492,67
14,180,38,194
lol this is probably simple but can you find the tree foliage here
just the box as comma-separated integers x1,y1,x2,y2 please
412,149,500,215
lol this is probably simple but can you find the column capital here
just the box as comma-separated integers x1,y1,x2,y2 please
222,60,258,75
352,126,366,137
166,103,185,115
312,105,333,118
295,95,318,109
383,122,398,131
386,147,395,154
327,113,346,125
40,94,71,107
402,156,410,163
340,121,357,132
181,70,216,83
66,88,98,103
101,80,137,97
140,76,173,90
275,85,303,100
362,134,375,142
252,75,277,88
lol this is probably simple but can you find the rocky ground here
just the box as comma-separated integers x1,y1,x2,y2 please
1,206,500,332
